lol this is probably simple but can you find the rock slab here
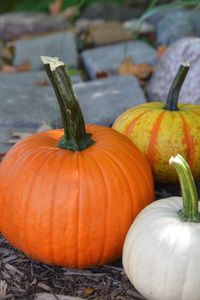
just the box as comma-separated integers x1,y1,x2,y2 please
81,40,157,79
13,31,78,70
80,2,142,21
147,37,200,104
156,10,194,45
0,71,82,128
0,12,68,41
0,74,146,128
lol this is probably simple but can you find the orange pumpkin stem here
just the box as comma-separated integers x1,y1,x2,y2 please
164,62,190,111
41,56,95,151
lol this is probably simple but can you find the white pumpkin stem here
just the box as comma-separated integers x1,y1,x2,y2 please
169,154,200,222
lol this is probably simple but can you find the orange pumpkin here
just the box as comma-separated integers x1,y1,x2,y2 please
113,62,200,183
0,57,154,268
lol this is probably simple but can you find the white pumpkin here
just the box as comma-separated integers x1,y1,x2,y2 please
123,154,200,300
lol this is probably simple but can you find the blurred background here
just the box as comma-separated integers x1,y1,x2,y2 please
0,0,200,154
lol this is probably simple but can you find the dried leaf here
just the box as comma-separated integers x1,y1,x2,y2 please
2,46,14,63
62,5,80,19
1,64,16,73
34,79,49,87
16,60,31,72
83,287,94,296
49,0,62,16
96,71,110,79
0,152,6,162
117,57,153,80
37,121,52,132
157,45,167,59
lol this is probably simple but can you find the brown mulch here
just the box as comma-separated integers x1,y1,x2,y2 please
0,152,199,300
0,235,145,300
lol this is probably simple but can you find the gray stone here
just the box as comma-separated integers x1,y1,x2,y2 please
81,41,157,79
0,70,82,89
193,10,200,36
0,75,146,129
80,2,142,21
0,126,34,153
156,10,194,45
0,71,82,128
147,37,200,105
0,12,69,41
73,76,147,126
123,19,155,34
13,32,78,70
0,39,4,68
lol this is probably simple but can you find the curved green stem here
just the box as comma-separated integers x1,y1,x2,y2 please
164,62,190,111
41,56,95,151
169,154,200,222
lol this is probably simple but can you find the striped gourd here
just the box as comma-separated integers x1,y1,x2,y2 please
113,62,200,183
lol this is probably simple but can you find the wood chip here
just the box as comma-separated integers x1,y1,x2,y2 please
5,264,24,277
0,280,7,297
37,282,52,292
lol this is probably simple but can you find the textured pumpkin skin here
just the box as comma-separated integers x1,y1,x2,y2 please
123,197,200,300
0,125,154,268
113,102,200,182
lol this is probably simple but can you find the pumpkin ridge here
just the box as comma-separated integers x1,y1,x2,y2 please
76,153,80,267
48,152,66,266
5,150,55,254
98,143,153,203
89,147,130,259
23,151,59,256
96,148,137,254
84,151,108,265
147,111,165,170
179,113,195,168
124,110,153,136
96,147,144,216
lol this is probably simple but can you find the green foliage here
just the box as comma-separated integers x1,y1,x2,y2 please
0,0,124,13
140,0,200,21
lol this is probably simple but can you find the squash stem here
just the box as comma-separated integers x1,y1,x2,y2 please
169,154,200,222
164,62,190,111
41,56,95,151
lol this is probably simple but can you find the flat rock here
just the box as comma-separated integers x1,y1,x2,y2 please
0,39,4,68
156,10,194,45
13,31,78,70
0,126,35,153
34,293,83,300
0,75,146,128
0,12,69,41
147,37,200,104
80,2,142,21
0,70,82,89
73,76,147,126
81,41,157,79
0,71,82,128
